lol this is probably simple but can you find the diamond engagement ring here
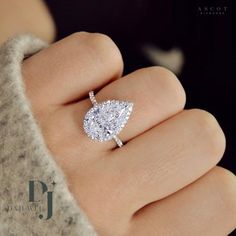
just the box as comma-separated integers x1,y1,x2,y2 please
83,91,134,147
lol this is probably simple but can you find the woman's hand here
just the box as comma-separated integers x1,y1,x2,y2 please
23,32,236,236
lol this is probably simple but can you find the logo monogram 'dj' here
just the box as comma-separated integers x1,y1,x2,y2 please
28,180,53,220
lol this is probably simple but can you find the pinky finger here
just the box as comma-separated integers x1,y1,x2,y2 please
130,166,236,236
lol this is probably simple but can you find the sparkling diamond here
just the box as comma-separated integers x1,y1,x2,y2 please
83,100,133,142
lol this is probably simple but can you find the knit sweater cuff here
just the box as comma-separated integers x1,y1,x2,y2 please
0,35,97,236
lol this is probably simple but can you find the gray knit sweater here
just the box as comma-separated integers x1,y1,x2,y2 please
0,35,97,236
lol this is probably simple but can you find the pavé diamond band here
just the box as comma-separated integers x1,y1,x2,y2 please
83,91,133,147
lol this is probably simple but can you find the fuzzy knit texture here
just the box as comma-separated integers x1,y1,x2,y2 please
0,35,97,236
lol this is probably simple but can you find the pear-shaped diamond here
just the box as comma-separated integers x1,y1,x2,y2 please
83,100,133,142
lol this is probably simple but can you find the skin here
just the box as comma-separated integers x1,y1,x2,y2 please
22,32,236,235
0,1,236,235
0,0,55,44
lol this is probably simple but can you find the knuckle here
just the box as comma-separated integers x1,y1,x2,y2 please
188,109,226,158
92,33,123,68
70,31,90,39
90,32,114,44
214,167,236,221
89,33,121,56
138,66,186,109
72,32,123,75
69,32,113,46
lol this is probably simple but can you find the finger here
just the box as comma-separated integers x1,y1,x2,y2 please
96,66,186,144
130,167,236,236
22,32,123,109
71,66,186,150
109,109,226,214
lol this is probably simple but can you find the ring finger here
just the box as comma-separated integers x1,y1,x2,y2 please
71,66,186,151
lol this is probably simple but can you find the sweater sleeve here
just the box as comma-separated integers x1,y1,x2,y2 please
0,35,97,236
